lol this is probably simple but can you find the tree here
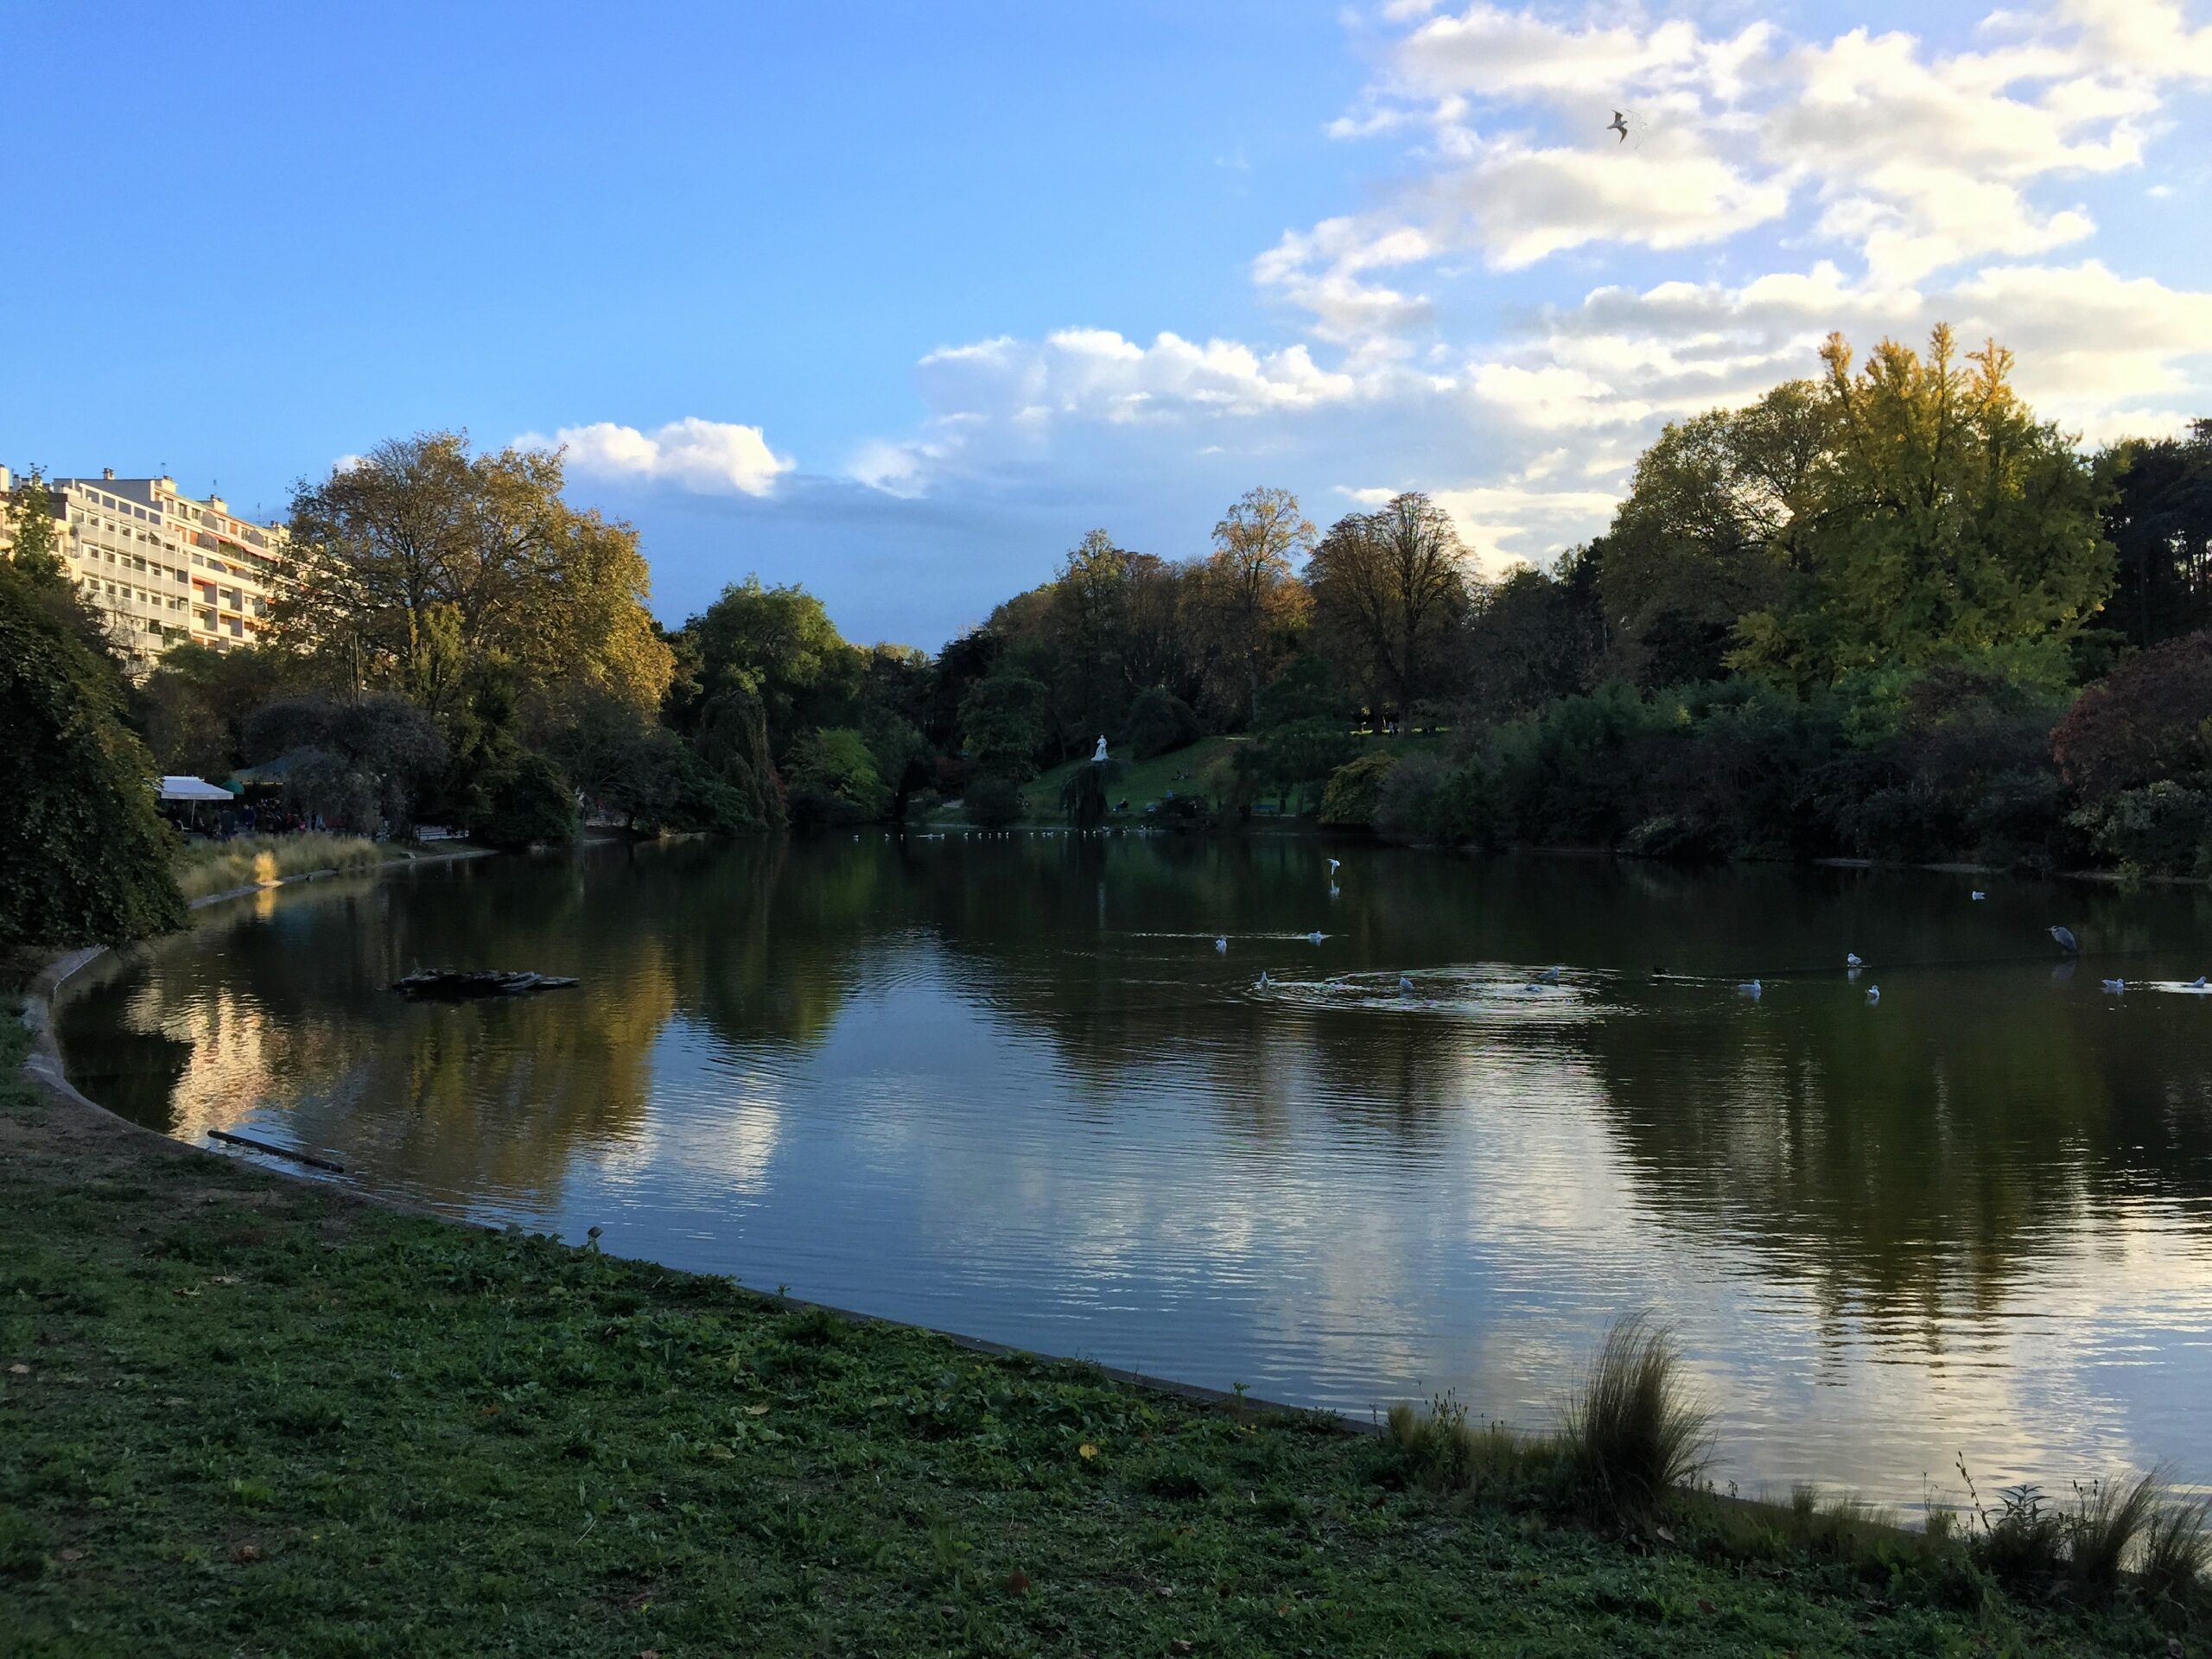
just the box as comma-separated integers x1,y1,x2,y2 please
474,749,578,849
2096,421,2212,649
677,575,861,759
137,643,308,779
243,694,448,832
1732,327,2111,685
4,468,66,582
1594,383,1831,685
1050,529,1132,747
959,670,1049,780
0,563,187,948
1205,486,1314,721
1462,552,1606,714
1307,493,1472,724
281,433,672,718
785,728,891,827
1120,685,1199,760
2050,629,2212,798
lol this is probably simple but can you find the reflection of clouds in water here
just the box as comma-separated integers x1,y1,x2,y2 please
595,1020,785,1198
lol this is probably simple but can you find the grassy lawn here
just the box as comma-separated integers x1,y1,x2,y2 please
1,1012,2184,1656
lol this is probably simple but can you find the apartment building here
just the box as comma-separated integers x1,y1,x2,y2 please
0,465,292,668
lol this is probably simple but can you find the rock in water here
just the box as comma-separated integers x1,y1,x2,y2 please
392,969,579,999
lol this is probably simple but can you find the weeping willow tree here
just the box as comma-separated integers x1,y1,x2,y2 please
1060,758,1123,829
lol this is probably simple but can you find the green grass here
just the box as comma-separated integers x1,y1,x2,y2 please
172,834,389,901
3,1012,2196,1656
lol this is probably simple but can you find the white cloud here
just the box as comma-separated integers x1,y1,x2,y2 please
536,416,794,496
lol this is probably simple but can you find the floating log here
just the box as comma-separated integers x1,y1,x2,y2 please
208,1129,346,1173
392,969,580,1000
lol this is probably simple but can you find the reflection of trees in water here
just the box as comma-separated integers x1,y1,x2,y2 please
1575,979,2212,1325
62,838,2212,1296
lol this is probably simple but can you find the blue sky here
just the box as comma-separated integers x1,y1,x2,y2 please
4,2,2209,647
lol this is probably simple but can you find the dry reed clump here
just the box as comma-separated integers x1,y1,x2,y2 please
173,834,385,901
1560,1313,1712,1516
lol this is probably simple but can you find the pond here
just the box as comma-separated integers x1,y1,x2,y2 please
55,835,2212,1510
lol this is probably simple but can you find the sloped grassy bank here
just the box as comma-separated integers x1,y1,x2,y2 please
0,1019,2196,1656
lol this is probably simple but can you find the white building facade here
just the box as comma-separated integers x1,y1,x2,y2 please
1,466,292,669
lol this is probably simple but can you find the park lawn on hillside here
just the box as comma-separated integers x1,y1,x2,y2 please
0,1016,2173,1657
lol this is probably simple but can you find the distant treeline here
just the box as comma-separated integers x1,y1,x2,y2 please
6,321,2212,949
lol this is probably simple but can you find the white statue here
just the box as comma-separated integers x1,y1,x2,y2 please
1093,735,1108,762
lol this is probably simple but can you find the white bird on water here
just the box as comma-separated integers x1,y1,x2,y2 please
1327,858,1342,877
1307,931,1325,944
1256,971,1270,991
1866,985,1880,1006
1846,952,1863,968
1535,967,1561,984
2103,978,2126,995
1738,978,1763,998
1398,975,1415,996
2191,976,2209,990
1971,891,1987,901
1215,937,1228,955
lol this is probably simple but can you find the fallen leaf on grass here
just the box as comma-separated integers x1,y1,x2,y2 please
746,1404,772,1416
1172,1643,1194,1656
1078,1442,1100,1459
1153,1584,1175,1599
1698,1599,1716,1615
6,1363,27,1376
1003,1570,1031,1595
211,1276,241,1287
57,1549,82,1563
230,1543,262,1564
1655,1526,1675,1543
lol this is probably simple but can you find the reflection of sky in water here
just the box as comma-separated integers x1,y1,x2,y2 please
54,840,2212,1510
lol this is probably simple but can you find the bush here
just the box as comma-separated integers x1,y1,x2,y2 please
0,567,187,948
474,751,578,849
2069,779,2212,875
1319,750,1396,827
965,774,1025,828
1560,1314,1710,1516
1120,686,1200,760
2052,629,2212,798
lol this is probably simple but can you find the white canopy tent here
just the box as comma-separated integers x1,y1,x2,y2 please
157,776,237,803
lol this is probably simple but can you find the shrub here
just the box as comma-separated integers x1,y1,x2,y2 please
965,774,1025,828
474,751,577,849
2140,1494,2211,1602
2065,1474,2162,1599
1120,686,1200,760
1560,1314,1711,1516
0,566,187,948
2069,779,2212,875
2052,629,2212,798
1319,750,1396,827
1383,1395,1548,1497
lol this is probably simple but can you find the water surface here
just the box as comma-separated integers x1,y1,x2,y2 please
57,836,2212,1509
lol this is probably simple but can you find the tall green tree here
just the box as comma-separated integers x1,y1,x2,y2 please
1732,327,2111,684
0,561,187,948
2096,420,2212,649
676,575,862,760
281,433,672,717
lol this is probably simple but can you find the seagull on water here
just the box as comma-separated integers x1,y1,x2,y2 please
1846,952,1863,968
1256,971,1270,991
1738,978,1763,998
1608,109,1630,143
1327,858,1341,877
1399,975,1415,995
2050,925,2080,953
2190,976,2209,990
1307,931,1325,944
1535,967,1561,984
2103,977,2126,995
1971,891,1987,901
1215,936,1228,954
1866,985,1880,1006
